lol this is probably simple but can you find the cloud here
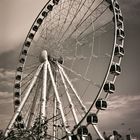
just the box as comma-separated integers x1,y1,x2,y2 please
0,92,13,104
97,94,140,137
0,0,47,54
0,98,13,129
0,68,15,93
0,48,19,69
107,95,140,110
120,0,140,25
0,92,13,129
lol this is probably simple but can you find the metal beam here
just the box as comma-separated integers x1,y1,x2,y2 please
58,64,87,113
40,61,48,120
5,64,43,137
93,125,105,140
59,68,79,124
26,79,41,129
47,61,70,134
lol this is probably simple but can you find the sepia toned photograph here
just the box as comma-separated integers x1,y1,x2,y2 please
0,0,140,139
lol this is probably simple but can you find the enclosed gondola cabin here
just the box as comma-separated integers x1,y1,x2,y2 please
116,14,123,27
87,113,98,125
96,99,107,110
104,82,115,94
117,28,125,41
28,33,34,40
77,126,88,137
110,63,121,75
42,11,48,17
113,13,123,27
53,0,60,5
114,2,120,13
71,135,78,140
14,99,20,106
114,45,124,57
14,92,20,98
47,4,53,11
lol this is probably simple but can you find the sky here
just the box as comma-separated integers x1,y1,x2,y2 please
0,0,140,138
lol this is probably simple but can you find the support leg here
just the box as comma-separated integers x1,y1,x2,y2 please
5,64,43,137
47,61,70,134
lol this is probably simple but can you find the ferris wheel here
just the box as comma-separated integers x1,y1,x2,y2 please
4,0,125,139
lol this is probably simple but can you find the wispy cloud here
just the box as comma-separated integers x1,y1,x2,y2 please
0,68,15,93
120,0,140,24
96,94,140,136
107,95,140,110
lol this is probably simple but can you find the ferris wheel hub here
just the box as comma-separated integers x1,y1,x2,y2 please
39,50,48,63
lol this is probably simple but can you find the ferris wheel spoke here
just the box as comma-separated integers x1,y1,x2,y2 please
59,63,101,88
21,65,40,82
65,0,104,40
24,61,40,69
63,0,98,40
57,0,75,36
20,79,35,97
43,0,68,29
78,1,107,28
56,1,108,55
59,0,83,33
21,78,32,88
24,64,39,71
84,22,95,78
27,54,39,59
57,0,87,44
79,20,112,41
77,6,109,39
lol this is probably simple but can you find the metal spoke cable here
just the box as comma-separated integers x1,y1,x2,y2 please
41,0,82,52
21,72,42,96
61,0,104,43
79,20,112,41
24,61,40,69
67,33,79,76
27,54,39,58
27,78,42,128
57,0,87,43
59,63,101,88
21,79,32,91
77,6,109,38
57,0,75,37
84,16,95,77
21,65,40,82
65,0,98,39
24,102,33,125
81,82,91,98
24,65,39,71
